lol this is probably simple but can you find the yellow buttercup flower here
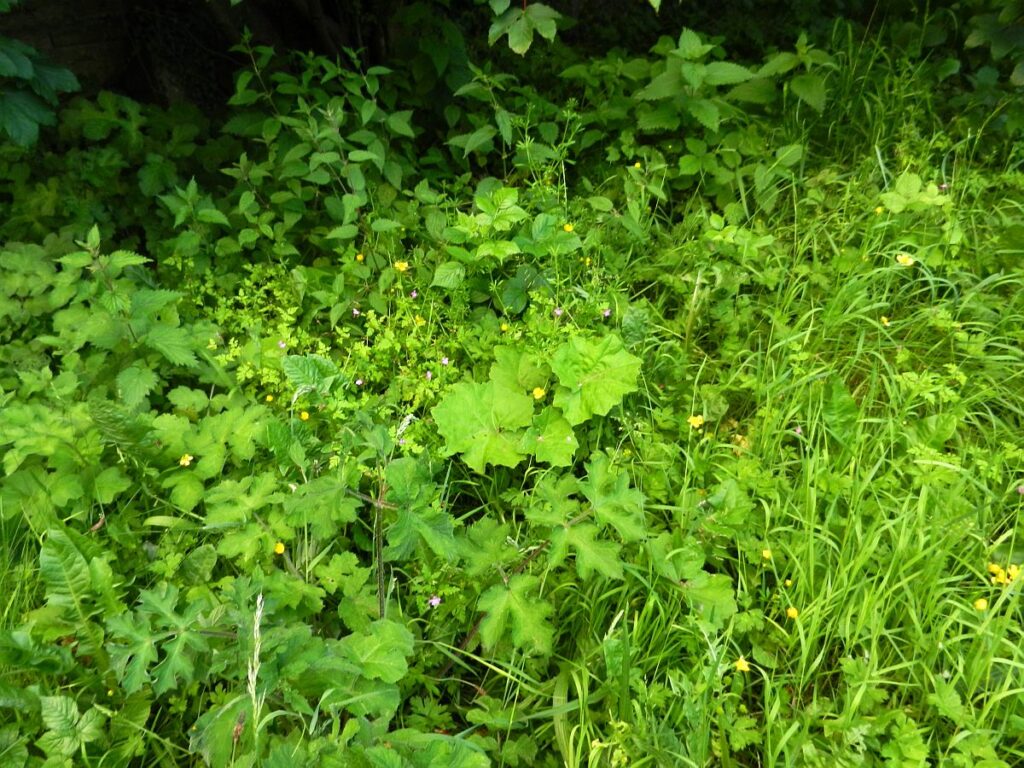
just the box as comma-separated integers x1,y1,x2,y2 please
179,454,194,467
500,322,509,332
880,316,890,327
786,606,799,619
356,253,365,262
532,387,546,400
784,578,793,587
761,548,772,561
265,394,274,403
687,414,705,430
300,411,310,421
974,597,988,611
563,223,574,233
734,656,751,673
274,542,285,556
874,206,883,215
895,252,916,267
394,260,410,272
633,161,642,169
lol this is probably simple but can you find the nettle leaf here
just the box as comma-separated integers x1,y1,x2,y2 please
432,381,533,473
477,574,554,655
790,72,826,113
116,363,159,408
579,454,646,542
551,335,641,425
143,325,198,368
282,354,342,397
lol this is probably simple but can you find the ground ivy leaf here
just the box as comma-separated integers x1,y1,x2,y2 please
520,407,577,466
432,381,532,473
579,454,646,542
477,574,553,656
551,335,641,425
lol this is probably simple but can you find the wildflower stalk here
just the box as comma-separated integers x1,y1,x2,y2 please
247,593,266,756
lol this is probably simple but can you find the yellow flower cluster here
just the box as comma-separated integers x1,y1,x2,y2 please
687,414,705,430
987,562,1021,586
394,260,410,272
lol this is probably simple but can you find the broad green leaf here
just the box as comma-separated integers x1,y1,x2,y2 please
559,523,623,580
282,475,359,538
107,612,159,693
579,454,646,542
477,575,553,655
790,73,826,113
116,364,158,408
675,28,713,60
339,620,414,683
432,381,533,472
282,353,341,397
93,466,131,505
0,88,54,146
521,408,577,466
823,377,859,447
490,346,547,394
703,61,755,86
431,261,466,289
684,97,720,132
144,325,198,368
386,110,415,138
682,572,736,630
928,678,967,724
39,529,93,616
386,505,458,562
551,335,641,425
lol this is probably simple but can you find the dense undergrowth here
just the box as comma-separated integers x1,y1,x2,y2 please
2,3,1024,766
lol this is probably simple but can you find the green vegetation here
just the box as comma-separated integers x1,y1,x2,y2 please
1,2,1023,766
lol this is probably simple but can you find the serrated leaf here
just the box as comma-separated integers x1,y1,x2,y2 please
196,208,229,226
551,335,641,425
684,97,720,131
521,408,577,466
93,466,131,505
339,620,414,683
116,364,158,408
432,381,533,472
39,529,94,617
703,61,754,86
682,572,736,630
579,454,646,542
281,354,340,397
928,678,967,724
0,88,54,145
431,261,465,289
143,325,198,368
478,575,553,655
386,505,458,562
107,612,159,693
790,73,826,113
562,523,623,580
635,66,683,101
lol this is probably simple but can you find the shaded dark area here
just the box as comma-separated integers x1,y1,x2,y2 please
2,0,921,110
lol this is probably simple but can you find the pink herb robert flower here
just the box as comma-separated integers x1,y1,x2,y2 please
554,307,564,317
428,595,441,608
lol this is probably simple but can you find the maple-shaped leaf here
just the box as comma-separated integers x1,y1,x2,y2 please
526,472,580,526
579,454,646,542
106,612,159,693
460,518,519,578
477,574,553,656
385,504,458,562
551,335,641,425
432,381,533,473
559,523,624,580
520,407,577,466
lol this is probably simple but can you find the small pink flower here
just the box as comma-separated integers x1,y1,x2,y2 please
1017,485,1024,495
794,425,803,435
352,308,360,317
277,340,287,349
355,379,363,386
441,356,449,366
410,290,418,299
428,595,441,608
602,308,612,318
425,371,433,381
554,307,564,317
398,438,406,446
